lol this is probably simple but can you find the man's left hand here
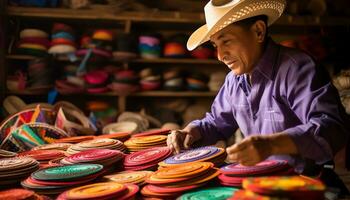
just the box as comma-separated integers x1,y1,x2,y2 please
226,135,272,166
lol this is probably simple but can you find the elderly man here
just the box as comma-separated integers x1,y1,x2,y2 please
167,0,350,194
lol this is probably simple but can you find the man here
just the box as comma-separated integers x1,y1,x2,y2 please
167,0,350,192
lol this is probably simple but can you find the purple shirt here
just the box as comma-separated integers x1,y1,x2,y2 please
191,39,350,172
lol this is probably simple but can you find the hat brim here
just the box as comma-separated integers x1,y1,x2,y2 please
187,0,286,50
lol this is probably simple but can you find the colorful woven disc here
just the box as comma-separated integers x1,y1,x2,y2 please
124,147,172,167
179,187,238,200
220,160,290,176
104,171,153,185
32,164,103,181
163,146,221,164
65,182,127,199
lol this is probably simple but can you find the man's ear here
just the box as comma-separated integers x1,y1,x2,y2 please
251,20,266,43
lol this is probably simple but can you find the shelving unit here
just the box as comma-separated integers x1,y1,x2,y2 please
2,3,350,113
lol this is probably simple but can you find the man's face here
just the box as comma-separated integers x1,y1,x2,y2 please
210,23,261,75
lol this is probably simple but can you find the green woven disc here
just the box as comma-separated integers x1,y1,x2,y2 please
179,187,238,200
32,164,103,181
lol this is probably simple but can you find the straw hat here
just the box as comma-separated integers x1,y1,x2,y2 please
187,0,286,50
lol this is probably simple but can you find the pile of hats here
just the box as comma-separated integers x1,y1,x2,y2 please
208,71,226,92
109,69,139,94
139,68,162,91
77,29,113,60
179,187,238,200
163,34,188,58
229,176,325,199
49,23,76,55
190,43,215,59
61,149,124,171
17,149,66,168
159,146,226,168
27,58,53,92
124,135,168,152
84,70,110,93
16,28,49,57
102,122,139,135
86,100,118,129
55,107,97,136
124,147,172,171
139,35,162,59
117,111,149,132
141,162,219,198
186,72,209,91
163,69,185,91
113,33,138,60
0,188,47,200
104,170,153,186
66,138,127,154
21,164,104,195
0,157,39,186
57,182,139,200
56,64,85,94
218,160,294,187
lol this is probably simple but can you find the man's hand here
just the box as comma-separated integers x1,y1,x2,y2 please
226,135,272,166
167,125,201,154
226,133,298,166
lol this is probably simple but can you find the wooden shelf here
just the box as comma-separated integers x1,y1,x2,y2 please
8,90,217,97
6,6,205,24
130,91,217,97
6,6,350,26
6,54,222,65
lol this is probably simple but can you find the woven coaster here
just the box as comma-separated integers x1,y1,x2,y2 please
132,129,170,137
179,187,238,200
104,171,153,185
124,147,172,168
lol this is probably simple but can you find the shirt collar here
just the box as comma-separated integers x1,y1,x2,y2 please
235,38,280,85
253,38,280,81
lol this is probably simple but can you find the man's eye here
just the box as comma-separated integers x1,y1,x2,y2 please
223,40,231,45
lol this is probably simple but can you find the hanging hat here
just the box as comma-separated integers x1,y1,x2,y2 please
187,0,286,50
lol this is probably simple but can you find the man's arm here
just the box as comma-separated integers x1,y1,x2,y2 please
190,72,239,145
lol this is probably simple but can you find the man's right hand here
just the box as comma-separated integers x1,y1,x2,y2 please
166,125,202,154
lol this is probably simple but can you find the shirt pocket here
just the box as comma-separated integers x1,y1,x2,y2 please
260,107,286,133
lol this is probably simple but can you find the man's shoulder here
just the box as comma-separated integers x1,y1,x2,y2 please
277,45,317,74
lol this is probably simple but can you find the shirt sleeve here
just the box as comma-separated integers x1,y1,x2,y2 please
189,72,239,145
282,53,350,165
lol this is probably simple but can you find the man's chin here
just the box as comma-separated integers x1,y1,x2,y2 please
231,69,242,76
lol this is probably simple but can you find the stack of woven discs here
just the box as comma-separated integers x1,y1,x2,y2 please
17,149,66,168
179,187,238,200
21,164,104,195
95,131,131,142
66,138,127,154
17,29,49,57
57,182,139,200
60,149,124,170
124,135,167,152
0,149,17,158
54,136,95,144
0,157,39,186
139,35,161,59
124,147,172,171
141,162,219,199
228,176,326,199
219,160,294,187
32,142,72,151
104,171,153,186
109,69,140,94
186,72,209,91
132,128,170,137
159,146,226,168
139,68,162,91
48,23,76,55
0,188,45,200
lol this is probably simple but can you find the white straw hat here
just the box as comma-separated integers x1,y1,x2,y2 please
187,0,286,50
